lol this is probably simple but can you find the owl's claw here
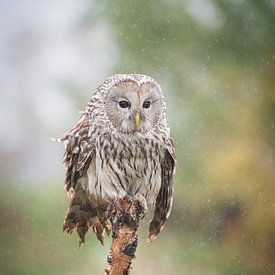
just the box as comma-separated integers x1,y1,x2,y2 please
63,212,78,234
77,224,88,247
63,201,109,246
89,216,105,245
63,211,89,245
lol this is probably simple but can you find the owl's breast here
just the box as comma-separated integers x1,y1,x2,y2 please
88,134,163,204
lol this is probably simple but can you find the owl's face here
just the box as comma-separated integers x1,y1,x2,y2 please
105,80,163,133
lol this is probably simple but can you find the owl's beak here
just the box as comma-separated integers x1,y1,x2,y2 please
135,113,140,126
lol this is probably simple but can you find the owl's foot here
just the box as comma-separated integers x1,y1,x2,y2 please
108,195,148,224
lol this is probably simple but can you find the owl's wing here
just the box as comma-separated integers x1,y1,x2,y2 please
148,138,176,242
58,114,111,245
59,114,94,193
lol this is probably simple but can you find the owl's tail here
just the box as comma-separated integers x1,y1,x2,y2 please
63,188,111,246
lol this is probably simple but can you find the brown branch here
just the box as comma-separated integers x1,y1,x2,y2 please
105,195,147,275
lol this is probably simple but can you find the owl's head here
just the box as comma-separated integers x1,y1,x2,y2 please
104,74,165,133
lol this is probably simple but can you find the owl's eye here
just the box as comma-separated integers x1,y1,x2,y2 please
119,100,130,109
142,101,151,109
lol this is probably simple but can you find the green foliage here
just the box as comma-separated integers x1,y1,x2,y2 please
0,183,110,275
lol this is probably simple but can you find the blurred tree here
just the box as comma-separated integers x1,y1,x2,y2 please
91,0,275,274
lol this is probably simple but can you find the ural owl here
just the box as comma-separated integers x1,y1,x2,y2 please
58,74,176,245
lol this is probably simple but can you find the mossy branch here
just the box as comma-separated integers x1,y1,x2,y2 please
105,196,147,275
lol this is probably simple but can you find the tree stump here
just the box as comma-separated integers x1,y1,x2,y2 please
105,195,147,275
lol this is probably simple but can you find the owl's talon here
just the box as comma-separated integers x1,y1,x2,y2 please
133,194,148,219
63,219,75,234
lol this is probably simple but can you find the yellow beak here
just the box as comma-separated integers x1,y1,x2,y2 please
135,113,140,126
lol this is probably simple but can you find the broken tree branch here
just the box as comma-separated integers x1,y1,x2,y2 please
105,195,147,275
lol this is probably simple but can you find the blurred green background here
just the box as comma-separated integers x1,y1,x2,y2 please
1,0,275,274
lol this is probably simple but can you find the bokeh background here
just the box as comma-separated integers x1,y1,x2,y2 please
1,0,275,274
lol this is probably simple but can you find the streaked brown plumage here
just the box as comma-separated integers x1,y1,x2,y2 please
58,74,176,245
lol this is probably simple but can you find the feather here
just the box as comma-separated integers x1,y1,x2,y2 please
148,138,176,242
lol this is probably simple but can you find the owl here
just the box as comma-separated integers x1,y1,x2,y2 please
58,74,176,245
